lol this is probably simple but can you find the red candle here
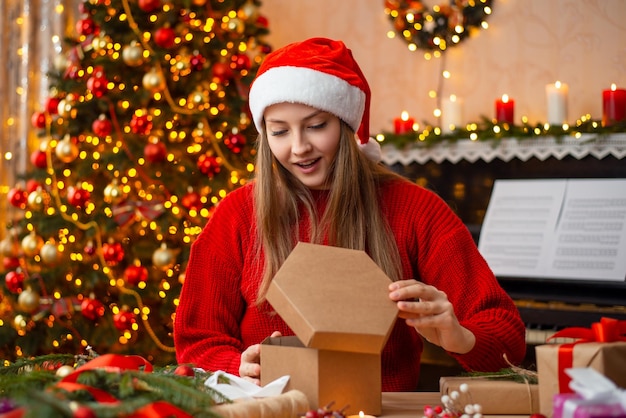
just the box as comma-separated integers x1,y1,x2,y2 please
495,94,515,125
393,111,414,134
602,84,626,126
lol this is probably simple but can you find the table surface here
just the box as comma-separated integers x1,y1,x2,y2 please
381,392,528,418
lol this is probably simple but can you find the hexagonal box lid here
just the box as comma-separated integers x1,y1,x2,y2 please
266,242,399,354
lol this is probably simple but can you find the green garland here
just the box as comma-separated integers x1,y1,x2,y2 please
0,353,228,418
377,116,626,149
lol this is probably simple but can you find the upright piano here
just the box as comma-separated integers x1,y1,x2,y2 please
383,135,626,364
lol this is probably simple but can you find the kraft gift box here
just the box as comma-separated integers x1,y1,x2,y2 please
536,342,626,417
260,242,398,416
440,376,540,414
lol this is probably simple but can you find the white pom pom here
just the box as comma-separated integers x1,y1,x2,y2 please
473,414,483,418
465,405,475,414
441,394,451,404
459,383,469,393
357,137,382,162
473,404,482,414
450,390,460,400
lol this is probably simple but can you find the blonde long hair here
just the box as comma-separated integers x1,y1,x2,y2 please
253,121,406,303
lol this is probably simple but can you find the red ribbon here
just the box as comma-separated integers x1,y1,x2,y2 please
54,354,193,417
548,317,626,393
112,200,165,226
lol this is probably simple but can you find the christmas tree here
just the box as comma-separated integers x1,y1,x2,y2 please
1,0,271,365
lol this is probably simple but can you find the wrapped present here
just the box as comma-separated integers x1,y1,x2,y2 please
536,317,626,417
440,375,539,414
552,368,626,418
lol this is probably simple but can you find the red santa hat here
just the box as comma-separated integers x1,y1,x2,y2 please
249,37,372,145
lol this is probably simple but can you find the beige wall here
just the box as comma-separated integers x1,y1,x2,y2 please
259,0,626,135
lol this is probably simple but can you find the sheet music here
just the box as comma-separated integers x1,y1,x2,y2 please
478,179,626,282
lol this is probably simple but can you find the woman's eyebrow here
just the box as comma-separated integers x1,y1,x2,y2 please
265,109,325,123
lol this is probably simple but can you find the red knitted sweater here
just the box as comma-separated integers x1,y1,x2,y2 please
174,179,526,391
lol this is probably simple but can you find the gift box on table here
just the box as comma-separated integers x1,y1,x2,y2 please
552,368,626,418
536,321,626,418
260,242,398,416
440,376,540,414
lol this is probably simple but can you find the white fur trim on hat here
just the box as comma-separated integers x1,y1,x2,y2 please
249,66,366,135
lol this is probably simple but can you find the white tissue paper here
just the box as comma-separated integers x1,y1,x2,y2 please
204,370,290,400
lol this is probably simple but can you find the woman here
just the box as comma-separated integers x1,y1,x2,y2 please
174,37,526,391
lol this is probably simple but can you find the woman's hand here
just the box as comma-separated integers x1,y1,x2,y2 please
239,331,282,385
389,280,475,354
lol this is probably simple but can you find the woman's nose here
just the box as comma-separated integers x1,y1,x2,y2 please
291,131,312,155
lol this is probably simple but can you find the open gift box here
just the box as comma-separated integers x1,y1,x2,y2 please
260,242,398,416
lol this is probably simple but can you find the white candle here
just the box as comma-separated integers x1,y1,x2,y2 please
546,81,569,125
441,94,463,133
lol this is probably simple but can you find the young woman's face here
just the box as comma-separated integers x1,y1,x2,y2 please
264,102,341,190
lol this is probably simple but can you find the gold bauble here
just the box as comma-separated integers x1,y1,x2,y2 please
152,243,175,270
40,242,60,265
142,68,166,92
56,365,75,377
27,188,47,211
239,1,259,20
104,181,126,204
55,136,79,163
92,34,108,52
14,314,28,332
18,288,40,314
54,54,69,72
225,17,245,34
122,41,145,67
57,98,73,118
21,232,43,257
0,236,18,257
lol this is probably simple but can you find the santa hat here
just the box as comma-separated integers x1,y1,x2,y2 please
249,37,372,145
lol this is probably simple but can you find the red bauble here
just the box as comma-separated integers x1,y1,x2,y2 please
92,116,112,137
8,187,28,208
138,0,161,12
256,15,269,28
144,141,167,163
76,18,98,36
181,191,202,211
3,256,20,270
130,114,153,135
211,62,233,84
197,153,221,178
30,150,48,169
5,270,25,293
80,298,105,321
31,112,46,129
174,364,195,377
46,97,61,115
72,406,96,418
230,53,251,72
26,179,43,193
86,72,108,98
67,186,91,208
154,27,176,49
190,53,206,72
123,265,148,286
224,132,246,154
102,241,124,264
113,310,136,331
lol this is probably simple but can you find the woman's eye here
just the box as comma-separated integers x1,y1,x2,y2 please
269,129,287,136
309,121,327,130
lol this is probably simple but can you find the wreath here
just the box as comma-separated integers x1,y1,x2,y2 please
385,0,494,53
